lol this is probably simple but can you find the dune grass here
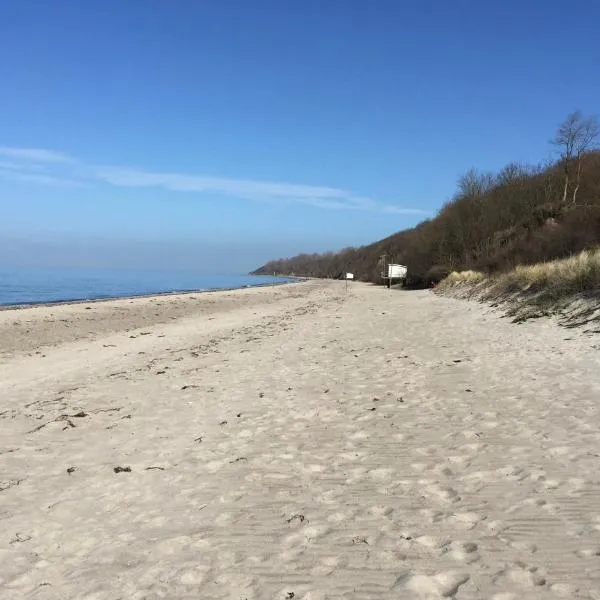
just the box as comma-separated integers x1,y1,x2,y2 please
436,249,600,324
496,248,600,298
440,249,600,298
438,270,486,286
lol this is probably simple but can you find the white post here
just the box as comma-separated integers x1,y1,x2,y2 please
345,273,354,291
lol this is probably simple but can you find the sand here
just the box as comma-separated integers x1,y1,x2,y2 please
1,280,600,599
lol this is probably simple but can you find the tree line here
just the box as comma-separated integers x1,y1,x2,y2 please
252,111,600,287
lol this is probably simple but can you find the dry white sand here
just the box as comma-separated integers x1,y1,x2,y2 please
1,280,600,599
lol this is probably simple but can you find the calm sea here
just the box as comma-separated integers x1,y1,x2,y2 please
0,266,294,307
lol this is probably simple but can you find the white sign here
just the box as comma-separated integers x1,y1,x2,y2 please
388,264,407,279
346,273,354,280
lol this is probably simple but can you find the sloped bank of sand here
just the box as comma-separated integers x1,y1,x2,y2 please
1,280,600,599
434,250,600,330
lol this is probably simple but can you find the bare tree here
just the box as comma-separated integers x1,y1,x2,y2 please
457,168,495,198
496,162,531,185
552,110,600,205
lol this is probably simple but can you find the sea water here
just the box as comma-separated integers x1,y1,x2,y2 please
0,266,294,306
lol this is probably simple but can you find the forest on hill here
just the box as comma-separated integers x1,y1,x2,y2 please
252,111,600,288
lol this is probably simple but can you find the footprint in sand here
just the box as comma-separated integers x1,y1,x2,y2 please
446,511,484,530
414,534,451,555
282,525,331,549
311,555,349,576
298,592,327,600
492,564,547,588
448,540,479,563
367,505,393,518
576,546,600,557
403,570,470,598
177,565,211,585
424,482,461,504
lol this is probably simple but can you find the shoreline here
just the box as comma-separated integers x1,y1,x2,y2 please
0,278,320,358
0,276,302,312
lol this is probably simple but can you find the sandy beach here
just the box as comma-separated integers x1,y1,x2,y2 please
1,279,600,599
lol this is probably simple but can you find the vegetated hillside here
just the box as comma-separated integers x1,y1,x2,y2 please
253,112,600,288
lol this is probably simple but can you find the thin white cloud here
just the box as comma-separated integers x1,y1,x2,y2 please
0,145,428,215
93,166,427,214
95,166,345,199
0,160,48,173
0,161,30,171
0,169,86,188
0,146,72,163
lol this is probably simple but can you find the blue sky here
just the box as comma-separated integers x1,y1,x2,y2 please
1,0,599,272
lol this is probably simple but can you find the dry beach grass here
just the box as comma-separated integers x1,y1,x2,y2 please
1,280,600,599
439,248,600,298
436,248,600,327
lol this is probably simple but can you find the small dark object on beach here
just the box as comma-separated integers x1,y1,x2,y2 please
237,413,242,417
259,392,264,398
28,411,87,434
156,370,166,375
286,593,295,599
367,407,376,411
84,307,92,310
286,514,305,524
373,397,379,402
144,466,165,471
194,436,203,443
66,467,76,475
229,457,247,464
0,479,23,492
465,389,473,392
352,536,369,545
9,533,32,544
398,397,404,403
219,420,228,426
453,359,462,363
113,466,131,473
